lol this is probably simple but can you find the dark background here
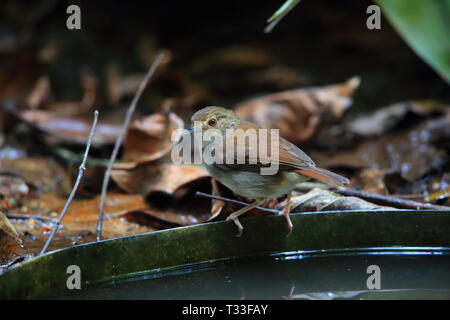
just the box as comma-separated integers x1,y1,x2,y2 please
1,0,449,114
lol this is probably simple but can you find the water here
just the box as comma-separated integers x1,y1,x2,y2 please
56,248,450,300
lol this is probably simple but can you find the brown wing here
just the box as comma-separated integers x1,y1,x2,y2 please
277,136,315,169
215,120,315,172
212,120,349,186
294,167,349,186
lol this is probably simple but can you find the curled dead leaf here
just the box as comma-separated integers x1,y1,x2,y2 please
0,173,30,198
0,158,71,194
0,211,22,245
347,100,448,137
111,163,210,197
118,111,184,169
324,112,450,182
121,210,183,230
9,109,121,147
26,70,97,116
235,77,360,145
277,188,392,212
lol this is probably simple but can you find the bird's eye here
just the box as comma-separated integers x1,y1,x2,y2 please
208,118,217,127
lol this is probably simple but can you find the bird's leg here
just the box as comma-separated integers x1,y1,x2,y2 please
226,199,265,237
283,192,293,235
208,178,225,221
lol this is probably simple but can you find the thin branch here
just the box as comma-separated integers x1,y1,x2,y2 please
40,110,99,255
196,190,450,218
6,213,56,222
96,51,168,241
195,192,280,215
335,188,450,210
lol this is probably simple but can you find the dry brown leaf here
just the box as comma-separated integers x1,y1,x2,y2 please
347,100,448,137
106,66,145,106
1,192,154,264
25,70,97,116
0,158,71,195
11,109,121,147
111,163,210,197
0,211,20,242
26,75,50,109
351,169,391,195
0,173,30,198
120,203,211,229
235,77,360,145
323,114,450,182
118,111,184,169
277,188,392,212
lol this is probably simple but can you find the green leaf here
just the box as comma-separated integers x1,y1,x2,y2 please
377,0,450,84
267,0,300,22
265,0,301,33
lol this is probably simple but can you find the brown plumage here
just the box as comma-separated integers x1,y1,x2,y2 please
190,106,349,236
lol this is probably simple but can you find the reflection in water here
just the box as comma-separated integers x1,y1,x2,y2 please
55,248,450,300
292,289,450,300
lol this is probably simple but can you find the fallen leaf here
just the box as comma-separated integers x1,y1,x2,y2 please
111,162,210,197
26,75,50,109
0,211,21,242
323,112,450,182
10,109,121,147
25,70,97,116
347,100,447,137
121,210,183,229
350,169,390,195
277,188,392,212
118,111,184,168
235,77,360,145
0,192,155,265
0,173,30,198
0,158,71,194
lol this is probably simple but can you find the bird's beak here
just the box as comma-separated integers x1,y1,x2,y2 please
187,125,202,134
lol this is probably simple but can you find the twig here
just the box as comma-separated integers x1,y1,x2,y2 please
40,110,99,255
195,192,280,215
196,190,450,218
335,188,450,210
5,213,56,222
96,51,168,241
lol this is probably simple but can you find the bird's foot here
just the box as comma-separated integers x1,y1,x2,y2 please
283,192,293,236
285,216,293,237
226,215,243,237
225,199,265,237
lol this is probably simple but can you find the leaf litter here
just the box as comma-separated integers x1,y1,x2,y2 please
0,39,449,269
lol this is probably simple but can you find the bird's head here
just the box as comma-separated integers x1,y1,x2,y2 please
190,106,237,134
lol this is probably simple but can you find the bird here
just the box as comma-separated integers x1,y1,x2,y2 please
189,106,349,236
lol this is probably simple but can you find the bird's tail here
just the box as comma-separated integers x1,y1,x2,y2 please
294,167,349,186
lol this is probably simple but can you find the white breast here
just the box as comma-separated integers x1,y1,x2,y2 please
205,164,302,199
